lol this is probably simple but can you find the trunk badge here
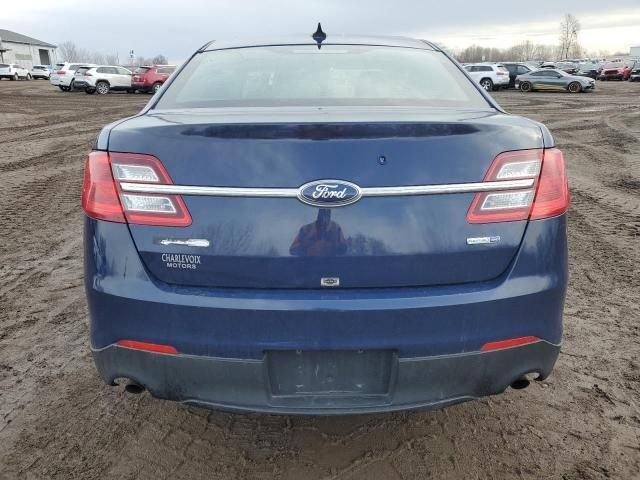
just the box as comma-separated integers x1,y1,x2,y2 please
321,277,340,287
298,180,362,207
466,236,501,245
157,238,210,248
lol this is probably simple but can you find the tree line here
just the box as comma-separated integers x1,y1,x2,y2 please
452,14,624,63
57,41,167,66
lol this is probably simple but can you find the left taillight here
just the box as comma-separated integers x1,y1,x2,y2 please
82,151,191,227
82,151,126,222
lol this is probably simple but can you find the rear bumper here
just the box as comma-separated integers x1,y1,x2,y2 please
85,213,567,413
73,79,92,88
132,81,150,90
51,76,73,87
93,340,560,414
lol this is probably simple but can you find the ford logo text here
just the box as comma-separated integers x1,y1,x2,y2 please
297,180,362,207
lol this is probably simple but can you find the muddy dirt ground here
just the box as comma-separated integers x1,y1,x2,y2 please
0,80,638,479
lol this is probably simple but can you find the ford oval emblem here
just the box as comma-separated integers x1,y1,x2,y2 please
297,180,362,207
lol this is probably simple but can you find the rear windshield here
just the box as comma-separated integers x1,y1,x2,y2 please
33,66,46,70
0,64,8,68
155,45,489,109
69,64,85,71
135,67,151,74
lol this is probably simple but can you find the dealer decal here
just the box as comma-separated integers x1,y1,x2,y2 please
162,253,201,270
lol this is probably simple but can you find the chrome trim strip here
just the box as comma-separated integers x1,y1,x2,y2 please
120,179,535,198
120,183,299,197
361,179,534,196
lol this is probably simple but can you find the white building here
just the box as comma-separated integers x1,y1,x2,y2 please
0,29,58,68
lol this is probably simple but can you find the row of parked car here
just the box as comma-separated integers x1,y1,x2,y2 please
462,59,639,93
48,62,177,94
0,63,53,80
0,62,177,95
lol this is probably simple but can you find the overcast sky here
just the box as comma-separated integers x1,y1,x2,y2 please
4,0,640,63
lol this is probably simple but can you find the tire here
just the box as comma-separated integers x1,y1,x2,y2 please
26,74,32,80
127,88,135,94
520,81,532,92
11,73,18,81
479,78,493,91
58,85,65,91
85,88,96,95
568,82,581,93
152,82,162,94
95,81,110,95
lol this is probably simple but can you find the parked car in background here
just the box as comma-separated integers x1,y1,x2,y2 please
524,61,543,69
73,65,134,95
629,66,640,82
132,65,176,93
540,62,576,74
599,62,632,80
555,62,579,75
84,34,568,414
50,62,96,91
30,65,51,79
576,62,600,79
0,64,31,80
516,68,595,93
463,63,510,91
502,63,535,88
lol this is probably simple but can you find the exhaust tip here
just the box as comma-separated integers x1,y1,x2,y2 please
125,382,145,395
510,377,531,390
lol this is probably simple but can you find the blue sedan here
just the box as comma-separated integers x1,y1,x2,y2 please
83,27,569,414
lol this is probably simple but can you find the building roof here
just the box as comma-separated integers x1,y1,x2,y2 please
0,29,56,48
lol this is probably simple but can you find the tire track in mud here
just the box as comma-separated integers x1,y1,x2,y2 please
0,81,639,480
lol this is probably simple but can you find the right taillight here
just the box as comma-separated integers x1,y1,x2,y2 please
81,151,191,227
529,148,570,220
467,148,569,223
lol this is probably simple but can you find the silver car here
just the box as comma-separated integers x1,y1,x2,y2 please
515,69,595,93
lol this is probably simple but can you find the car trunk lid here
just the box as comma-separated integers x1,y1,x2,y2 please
107,107,544,289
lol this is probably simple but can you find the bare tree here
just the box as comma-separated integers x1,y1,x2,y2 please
558,14,581,60
105,54,119,65
58,41,167,66
151,54,168,65
58,41,80,62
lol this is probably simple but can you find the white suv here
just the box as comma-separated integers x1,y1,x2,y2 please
30,65,51,79
463,63,510,91
50,62,96,91
0,64,31,81
73,65,134,95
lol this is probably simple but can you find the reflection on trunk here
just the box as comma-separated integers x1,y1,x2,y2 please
290,209,347,257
